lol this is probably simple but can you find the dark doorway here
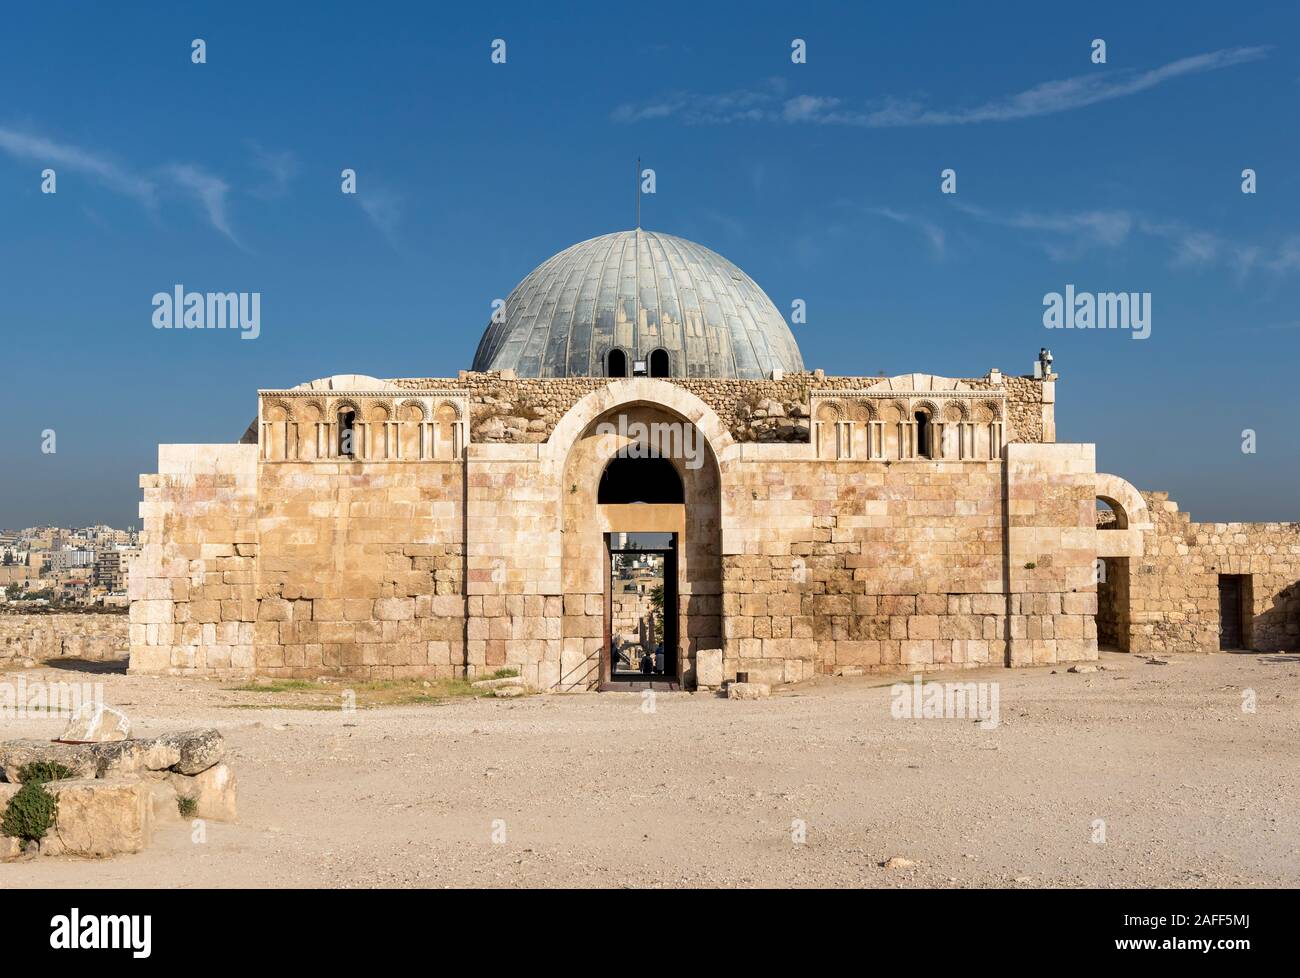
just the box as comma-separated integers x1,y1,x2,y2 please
607,349,627,377
649,348,670,377
607,533,677,682
598,456,683,504
1097,556,1131,652
1219,574,1247,649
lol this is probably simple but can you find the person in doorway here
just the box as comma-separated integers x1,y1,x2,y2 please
640,647,654,675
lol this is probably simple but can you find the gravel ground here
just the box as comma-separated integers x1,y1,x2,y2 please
2,650,1298,888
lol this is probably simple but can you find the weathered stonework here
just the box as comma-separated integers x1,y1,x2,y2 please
128,369,1121,687
386,369,1046,447
0,612,128,665
1096,490,1300,654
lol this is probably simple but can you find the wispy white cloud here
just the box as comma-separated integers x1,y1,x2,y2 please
0,126,247,243
357,187,402,244
956,203,1134,260
870,207,947,257
0,126,156,203
612,78,787,125
248,142,298,199
954,202,1300,279
613,47,1269,128
161,163,239,246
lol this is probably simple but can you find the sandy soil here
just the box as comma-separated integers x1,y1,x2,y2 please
2,650,1298,888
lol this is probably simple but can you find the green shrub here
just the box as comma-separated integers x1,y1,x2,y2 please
177,795,198,818
2,782,59,842
17,761,75,785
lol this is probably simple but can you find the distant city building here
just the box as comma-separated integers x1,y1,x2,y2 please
0,522,137,606
45,548,96,574
94,546,139,593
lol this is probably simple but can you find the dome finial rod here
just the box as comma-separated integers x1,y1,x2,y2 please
634,157,641,355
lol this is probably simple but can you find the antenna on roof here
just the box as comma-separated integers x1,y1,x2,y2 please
634,157,641,356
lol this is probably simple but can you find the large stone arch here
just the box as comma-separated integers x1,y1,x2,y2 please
1094,473,1151,654
553,382,724,690
1095,473,1151,558
544,379,738,470
1095,473,1151,530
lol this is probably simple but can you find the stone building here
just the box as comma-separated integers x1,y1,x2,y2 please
128,229,1300,688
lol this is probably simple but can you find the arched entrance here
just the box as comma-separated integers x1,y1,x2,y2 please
560,402,722,689
600,456,684,681
1093,474,1152,655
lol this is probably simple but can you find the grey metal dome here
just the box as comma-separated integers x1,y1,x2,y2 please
472,229,804,379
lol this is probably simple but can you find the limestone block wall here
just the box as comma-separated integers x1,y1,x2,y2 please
1003,443,1098,666
719,446,1021,683
465,445,565,687
1126,492,1300,653
129,444,259,673
254,460,465,679
0,612,128,664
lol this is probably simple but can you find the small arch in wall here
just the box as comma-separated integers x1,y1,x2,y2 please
334,400,360,458
912,400,939,459
264,400,293,422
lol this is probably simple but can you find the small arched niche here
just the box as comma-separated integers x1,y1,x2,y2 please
913,409,933,459
337,407,357,458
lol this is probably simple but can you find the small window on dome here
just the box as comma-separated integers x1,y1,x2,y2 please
649,349,670,378
607,349,627,378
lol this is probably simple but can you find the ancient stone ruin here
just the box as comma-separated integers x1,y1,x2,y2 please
0,724,236,860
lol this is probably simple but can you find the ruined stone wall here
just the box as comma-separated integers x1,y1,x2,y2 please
254,461,465,679
0,612,128,664
392,371,1048,446
1127,492,1300,654
130,445,259,674
611,591,658,654
1001,376,1044,444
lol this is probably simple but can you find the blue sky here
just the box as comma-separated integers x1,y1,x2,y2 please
2,0,1298,527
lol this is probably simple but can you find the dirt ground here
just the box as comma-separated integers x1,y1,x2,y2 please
2,650,1298,888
